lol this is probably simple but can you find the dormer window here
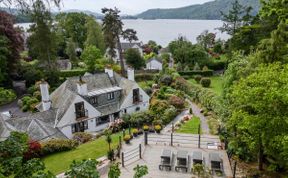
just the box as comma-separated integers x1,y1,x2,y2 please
90,97,97,105
133,88,140,103
107,92,115,100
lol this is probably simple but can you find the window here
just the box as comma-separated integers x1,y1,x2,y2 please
75,102,86,118
135,107,140,111
90,97,97,105
107,92,115,100
133,88,140,103
96,116,110,126
71,120,88,133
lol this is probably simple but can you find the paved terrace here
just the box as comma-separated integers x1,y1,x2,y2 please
105,145,232,178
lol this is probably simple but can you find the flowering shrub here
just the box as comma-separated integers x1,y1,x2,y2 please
143,125,149,131
41,139,78,155
168,95,185,109
73,132,93,144
24,140,42,160
132,129,138,135
154,125,162,131
123,135,131,141
108,119,124,132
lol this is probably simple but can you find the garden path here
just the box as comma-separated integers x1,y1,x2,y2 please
162,100,210,134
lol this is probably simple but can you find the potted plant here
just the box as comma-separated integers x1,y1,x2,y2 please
154,125,162,134
138,129,144,135
124,135,131,144
143,125,149,132
132,128,138,137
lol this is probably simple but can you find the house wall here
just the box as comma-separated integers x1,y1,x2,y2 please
146,60,163,70
120,83,150,114
57,95,102,138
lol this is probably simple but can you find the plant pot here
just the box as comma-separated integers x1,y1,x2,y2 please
133,133,138,137
125,140,130,144
156,130,161,134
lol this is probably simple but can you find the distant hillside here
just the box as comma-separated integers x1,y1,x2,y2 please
0,7,31,23
137,0,260,20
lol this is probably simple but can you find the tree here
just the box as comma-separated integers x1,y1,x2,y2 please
108,163,121,178
125,48,145,70
81,46,102,72
218,0,252,36
102,8,125,75
65,159,100,178
196,30,216,49
28,0,57,71
0,11,23,83
227,63,288,170
122,28,138,43
133,165,148,178
84,16,105,54
0,132,54,178
66,38,78,66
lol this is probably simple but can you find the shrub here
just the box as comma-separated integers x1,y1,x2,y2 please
130,111,154,127
135,73,154,81
123,135,131,141
21,96,39,112
168,95,185,109
24,140,42,160
193,62,201,70
143,125,149,131
194,75,202,83
41,139,78,155
132,129,138,135
0,88,17,105
200,78,211,88
154,125,161,131
184,66,190,72
189,108,193,114
202,66,209,71
59,69,87,78
150,98,170,114
178,70,213,77
162,106,178,125
73,132,93,144
144,87,152,96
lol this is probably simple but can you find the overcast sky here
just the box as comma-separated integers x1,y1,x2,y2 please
58,0,213,15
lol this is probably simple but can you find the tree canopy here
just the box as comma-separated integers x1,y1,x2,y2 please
125,48,145,70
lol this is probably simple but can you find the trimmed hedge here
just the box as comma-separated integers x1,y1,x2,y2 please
200,78,211,87
135,73,155,81
41,139,78,155
59,69,87,78
178,70,213,77
207,60,226,71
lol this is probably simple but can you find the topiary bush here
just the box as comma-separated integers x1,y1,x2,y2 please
194,75,202,83
200,78,211,88
41,139,78,155
73,132,93,144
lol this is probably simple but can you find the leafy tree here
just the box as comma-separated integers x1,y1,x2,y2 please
227,63,288,170
102,7,125,75
108,163,121,178
218,0,253,36
0,11,23,83
28,0,57,71
66,38,78,66
0,132,54,178
125,48,145,70
196,30,216,49
55,12,88,48
147,40,160,54
81,46,102,72
65,159,100,178
84,16,105,54
133,165,148,178
122,28,138,43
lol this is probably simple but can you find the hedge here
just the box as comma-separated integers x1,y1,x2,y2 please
59,69,87,78
206,60,226,71
135,73,155,81
178,70,213,77
0,88,17,106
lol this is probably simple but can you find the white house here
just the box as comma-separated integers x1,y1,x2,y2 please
0,69,150,140
146,57,163,70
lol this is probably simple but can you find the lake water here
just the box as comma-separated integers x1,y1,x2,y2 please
16,19,229,47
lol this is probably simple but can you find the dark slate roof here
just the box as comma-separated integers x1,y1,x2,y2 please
0,114,14,140
120,42,142,51
146,57,162,64
3,110,66,141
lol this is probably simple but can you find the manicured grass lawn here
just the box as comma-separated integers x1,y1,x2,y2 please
42,132,122,175
188,76,223,95
176,116,201,134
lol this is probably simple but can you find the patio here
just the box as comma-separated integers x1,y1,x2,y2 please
104,144,233,178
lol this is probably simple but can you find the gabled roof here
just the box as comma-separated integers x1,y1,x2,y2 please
3,110,66,141
146,57,162,64
120,42,142,50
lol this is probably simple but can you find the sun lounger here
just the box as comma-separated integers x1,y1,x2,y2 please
159,149,173,171
175,150,189,172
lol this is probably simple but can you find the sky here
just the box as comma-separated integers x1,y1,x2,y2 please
58,0,213,15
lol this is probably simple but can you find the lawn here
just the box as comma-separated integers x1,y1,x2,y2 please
176,116,201,134
188,76,223,95
42,132,122,175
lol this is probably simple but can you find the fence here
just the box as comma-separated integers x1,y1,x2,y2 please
121,143,144,167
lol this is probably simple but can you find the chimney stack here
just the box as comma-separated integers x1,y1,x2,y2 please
127,68,135,81
77,76,88,96
40,80,51,111
105,68,114,78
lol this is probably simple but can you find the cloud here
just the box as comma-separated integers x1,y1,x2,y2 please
59,0,213,14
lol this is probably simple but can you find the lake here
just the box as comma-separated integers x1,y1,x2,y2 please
16,19,229,47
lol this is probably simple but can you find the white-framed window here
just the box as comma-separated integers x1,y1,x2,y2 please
107,92,115,100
